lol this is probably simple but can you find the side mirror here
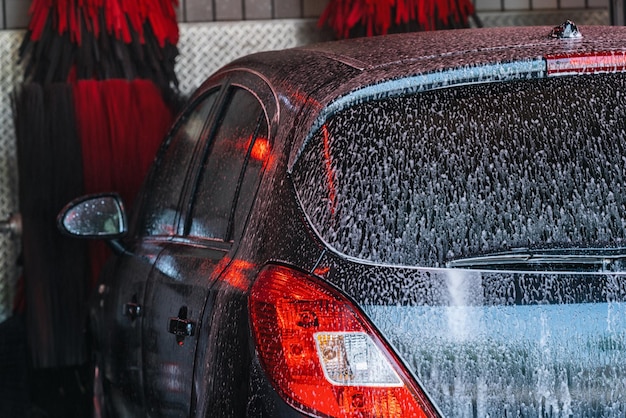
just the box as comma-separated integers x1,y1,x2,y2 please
57,193,127,239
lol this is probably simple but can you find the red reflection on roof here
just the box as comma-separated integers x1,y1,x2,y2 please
322,125,337,216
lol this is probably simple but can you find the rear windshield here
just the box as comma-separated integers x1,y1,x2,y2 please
362,268,626,417
292,73,626,268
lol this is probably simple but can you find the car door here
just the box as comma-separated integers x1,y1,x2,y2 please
141,74,275,417
96,88,220,416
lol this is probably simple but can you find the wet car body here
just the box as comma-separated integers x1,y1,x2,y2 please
60,24,626,417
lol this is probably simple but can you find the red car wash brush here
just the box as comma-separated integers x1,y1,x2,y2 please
319,0,480,39
14,0,180,373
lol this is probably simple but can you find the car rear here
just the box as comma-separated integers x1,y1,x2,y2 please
273,25,626,417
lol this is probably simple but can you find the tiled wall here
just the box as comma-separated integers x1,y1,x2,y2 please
183,0,329,21
1,0,30,29
0,0,329,29
0,0,609,30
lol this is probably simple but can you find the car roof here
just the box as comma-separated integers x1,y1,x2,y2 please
205,24,626,162
299,25,626,70
221,24,626,89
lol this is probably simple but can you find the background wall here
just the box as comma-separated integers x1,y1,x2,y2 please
0,0,328,29
0,0,611,30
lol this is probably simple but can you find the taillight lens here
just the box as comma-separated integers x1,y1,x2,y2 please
546,51,626,75
248,264,438,417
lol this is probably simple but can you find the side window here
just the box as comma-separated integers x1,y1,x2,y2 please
188,87,269,241
137,90,218,236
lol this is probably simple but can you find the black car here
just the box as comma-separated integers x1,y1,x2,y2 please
59,22,626,417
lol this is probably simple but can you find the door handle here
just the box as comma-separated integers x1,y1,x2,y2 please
168,306,195,345
124,302,142,320
168,317,195,337
123,294,142,320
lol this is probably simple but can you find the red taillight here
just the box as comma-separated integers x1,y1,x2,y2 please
546,51,626,75
248,265,438,417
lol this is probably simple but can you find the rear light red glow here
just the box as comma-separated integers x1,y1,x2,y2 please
248,265,438,417
546,51,626,75
250,136,270,162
